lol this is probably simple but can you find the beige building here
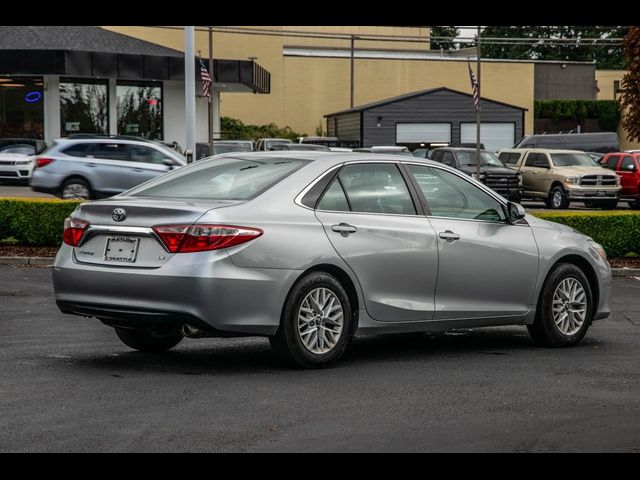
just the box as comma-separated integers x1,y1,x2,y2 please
105,26,635,150
596,69,640,150
104,26,533,138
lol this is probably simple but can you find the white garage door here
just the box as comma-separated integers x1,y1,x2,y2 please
396,123,451,143
460,123,515,151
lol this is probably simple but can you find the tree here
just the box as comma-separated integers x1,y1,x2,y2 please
480,26,629,69
430,26,460,51
619,27,640,142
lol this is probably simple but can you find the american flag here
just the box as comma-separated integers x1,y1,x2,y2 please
199,57,212,98
468,62,479,111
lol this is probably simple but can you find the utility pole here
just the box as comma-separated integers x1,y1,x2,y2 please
184,26,196,163
208,26,214,156
350,35,355,108
476,25,482,180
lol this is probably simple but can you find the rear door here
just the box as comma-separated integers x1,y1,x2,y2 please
314,161,439,322
84,142,138,194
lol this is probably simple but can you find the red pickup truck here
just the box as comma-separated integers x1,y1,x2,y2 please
600,152,640,208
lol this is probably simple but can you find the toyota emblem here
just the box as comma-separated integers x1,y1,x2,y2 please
112,208,127,222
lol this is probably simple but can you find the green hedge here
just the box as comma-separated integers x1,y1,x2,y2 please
1,198,639,258
534,100,621,131
533,211,640,258
0,198,81,246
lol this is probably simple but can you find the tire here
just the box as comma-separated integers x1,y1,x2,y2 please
270,272,352,369
546,186,569,209
61,178,92,200
115,328,183,353
527,263,593,347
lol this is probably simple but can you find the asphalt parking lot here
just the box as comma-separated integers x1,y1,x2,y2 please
1,265,639,452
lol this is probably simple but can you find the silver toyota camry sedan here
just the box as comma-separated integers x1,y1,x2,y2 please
52,152,611,368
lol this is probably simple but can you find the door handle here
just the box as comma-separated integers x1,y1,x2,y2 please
130,168,144,173
332,223,357,234
438,230,460,241
532,171,538,174
87,163,97,167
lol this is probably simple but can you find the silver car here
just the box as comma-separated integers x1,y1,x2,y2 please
52,152,612,368
30,136,186,199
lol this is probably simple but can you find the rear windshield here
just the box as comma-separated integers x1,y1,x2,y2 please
550,153,598,167
126,157,308,200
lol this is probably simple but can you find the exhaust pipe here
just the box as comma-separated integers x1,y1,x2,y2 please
181,324,206,338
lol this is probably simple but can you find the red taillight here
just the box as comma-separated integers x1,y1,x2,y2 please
152,224,263,253
63,218,90,246
35,157,55,168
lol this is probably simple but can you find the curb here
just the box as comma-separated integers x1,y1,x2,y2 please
0,257,54,266
0,256,639,276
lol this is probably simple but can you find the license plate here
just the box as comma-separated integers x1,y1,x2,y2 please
104,236,140,263
597,190,606,197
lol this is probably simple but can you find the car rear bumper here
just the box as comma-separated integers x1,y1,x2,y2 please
52,244,300,336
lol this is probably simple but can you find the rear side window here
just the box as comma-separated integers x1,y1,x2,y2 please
128,145,170,165
62,143,91,157
128,157,307,200
604,155,620,170
322,163,416,215
89,143,129,161
317,179,350,211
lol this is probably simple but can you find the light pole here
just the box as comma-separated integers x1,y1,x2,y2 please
208,26,214,156
184,26,196,163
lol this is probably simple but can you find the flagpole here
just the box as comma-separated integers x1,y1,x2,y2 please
208,26,214,156
476,25,481,180
476,26,482,180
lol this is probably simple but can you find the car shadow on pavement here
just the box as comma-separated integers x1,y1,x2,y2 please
60,327,590,375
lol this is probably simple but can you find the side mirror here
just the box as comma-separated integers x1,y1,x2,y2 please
626,164,636,171
507,202,526,223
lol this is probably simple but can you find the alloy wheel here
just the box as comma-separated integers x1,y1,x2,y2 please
297,287,344,354
62,183,90,200
552,277,587,336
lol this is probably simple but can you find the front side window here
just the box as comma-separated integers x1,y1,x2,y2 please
117,82,163,140
621,156,636,171
407,164,506,222
60,79,108,136
128,157,307,200
333,163,416,215
128,145,169,164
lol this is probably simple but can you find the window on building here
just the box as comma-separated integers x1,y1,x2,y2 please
60,78,109,136
117,82,163,140
0,76,44,139
614,80,621,100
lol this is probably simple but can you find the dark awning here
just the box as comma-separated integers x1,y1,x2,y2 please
0,26,270,94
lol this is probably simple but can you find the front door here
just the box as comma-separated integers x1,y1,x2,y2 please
314,162,439,322
405,164,539,320
520,152,551,198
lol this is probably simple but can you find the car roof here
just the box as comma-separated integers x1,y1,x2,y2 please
498,148,586,154
216,150,442,168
